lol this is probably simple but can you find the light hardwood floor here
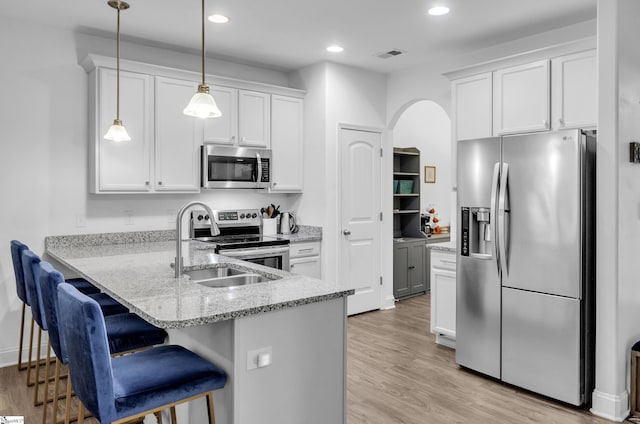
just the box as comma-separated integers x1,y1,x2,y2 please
0,294,627,423
348,294,615,424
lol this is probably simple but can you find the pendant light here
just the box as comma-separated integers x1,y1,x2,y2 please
104,1,131,142
183,0,222,118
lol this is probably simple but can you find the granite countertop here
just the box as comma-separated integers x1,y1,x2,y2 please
428,240,457,252
268,225,322,242
44,230,349,329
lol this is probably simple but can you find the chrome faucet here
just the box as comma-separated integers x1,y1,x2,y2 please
175,201,220,278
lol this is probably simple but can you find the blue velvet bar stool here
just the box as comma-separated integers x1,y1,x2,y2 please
10,240,101,376
39,262,168,424
57,283,227,424
10,240,32,371
21,249,129,407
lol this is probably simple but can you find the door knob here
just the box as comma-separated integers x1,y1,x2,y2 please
343,230,351,236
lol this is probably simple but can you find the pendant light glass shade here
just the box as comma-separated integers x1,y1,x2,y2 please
184,85,222,118
184,0,221,119
104,119,131,142
104,1,131,141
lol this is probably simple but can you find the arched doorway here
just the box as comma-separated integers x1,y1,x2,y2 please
390,100,453,230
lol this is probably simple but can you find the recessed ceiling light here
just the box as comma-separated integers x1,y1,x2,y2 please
208,14,229,24
428,6,450,16
326,45,344,53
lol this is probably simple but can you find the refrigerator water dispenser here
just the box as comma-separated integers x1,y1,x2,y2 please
461,206,492,257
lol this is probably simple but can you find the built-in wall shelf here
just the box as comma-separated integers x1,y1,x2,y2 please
393,147,424,239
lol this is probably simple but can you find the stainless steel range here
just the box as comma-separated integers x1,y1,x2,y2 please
190,209,290,271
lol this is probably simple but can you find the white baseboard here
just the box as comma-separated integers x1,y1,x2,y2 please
590,389,629,422
380,295,396,310
0,341,49,369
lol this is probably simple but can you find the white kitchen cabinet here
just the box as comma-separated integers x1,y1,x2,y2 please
90,68,154,192
430,249,456,348
90,70,203,193
238,90,271,148
203,86,238,145
493,60,550,135
451,72,493,141
289,241,321,279
551,50,597,130
270,95,304,192
154,77,202,192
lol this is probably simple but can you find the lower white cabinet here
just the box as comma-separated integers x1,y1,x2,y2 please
289,241,321,279
430,249,456,348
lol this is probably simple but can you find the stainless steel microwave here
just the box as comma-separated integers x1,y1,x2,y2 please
201,145,272,189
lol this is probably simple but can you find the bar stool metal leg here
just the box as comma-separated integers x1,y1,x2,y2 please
18,303,27,371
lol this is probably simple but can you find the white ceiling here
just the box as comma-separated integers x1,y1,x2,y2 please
2,0,597,74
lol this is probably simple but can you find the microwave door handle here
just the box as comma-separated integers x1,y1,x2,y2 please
255,152,262,188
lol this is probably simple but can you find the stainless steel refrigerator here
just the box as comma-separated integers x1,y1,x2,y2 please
456,129,595,406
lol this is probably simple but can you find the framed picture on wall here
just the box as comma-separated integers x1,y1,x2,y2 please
424,166,436,183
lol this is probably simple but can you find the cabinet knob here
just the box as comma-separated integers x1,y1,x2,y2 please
409,265,416,269
158,181,163,185
291,264,295,268
145,181,150,186
343,230,351,236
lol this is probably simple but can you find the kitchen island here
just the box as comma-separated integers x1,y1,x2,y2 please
45,230,352,424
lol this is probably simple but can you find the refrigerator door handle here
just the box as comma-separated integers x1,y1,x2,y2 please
498,162,509,278
490,162,500,272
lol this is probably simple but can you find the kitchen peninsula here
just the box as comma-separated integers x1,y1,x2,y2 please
45,230,352,424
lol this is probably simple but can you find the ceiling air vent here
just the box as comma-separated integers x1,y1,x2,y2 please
375,49,406,59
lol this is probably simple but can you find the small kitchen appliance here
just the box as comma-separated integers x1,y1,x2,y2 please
279,212,298,235
190,208,289,271
201,145,272,189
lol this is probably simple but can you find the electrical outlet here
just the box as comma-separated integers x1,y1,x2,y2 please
246,346,272,370
167,209,176,224
124,210,134,225
630,142,640,163
76,214,87,228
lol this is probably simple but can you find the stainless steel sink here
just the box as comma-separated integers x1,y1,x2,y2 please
184,266,245,281
184,265,280,288
197,273,275,288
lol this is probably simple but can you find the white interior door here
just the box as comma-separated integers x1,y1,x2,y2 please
339,128,382,315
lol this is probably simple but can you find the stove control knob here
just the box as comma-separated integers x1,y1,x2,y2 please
197,215,204,221
252,213,257,218
204,215,210,221
240,213,245,219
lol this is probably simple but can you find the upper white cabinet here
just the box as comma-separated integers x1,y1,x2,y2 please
83,54,305,194
551,50,597,130
493,60,551,135
451,72,493,141
238,90,271,148
90,68,154,193
154,77,202,192
270,95,304,192
89,70,201,194
203,86,238,145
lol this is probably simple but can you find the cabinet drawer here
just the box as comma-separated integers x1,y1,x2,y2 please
290,241,320,258
431,251,456,271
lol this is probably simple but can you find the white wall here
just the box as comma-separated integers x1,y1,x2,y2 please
290,62,391,306
0,15,300,367
392,101,452,227
591,0,640,420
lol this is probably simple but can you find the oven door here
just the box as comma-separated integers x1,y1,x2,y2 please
201,145,271,189
217,245,290,271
